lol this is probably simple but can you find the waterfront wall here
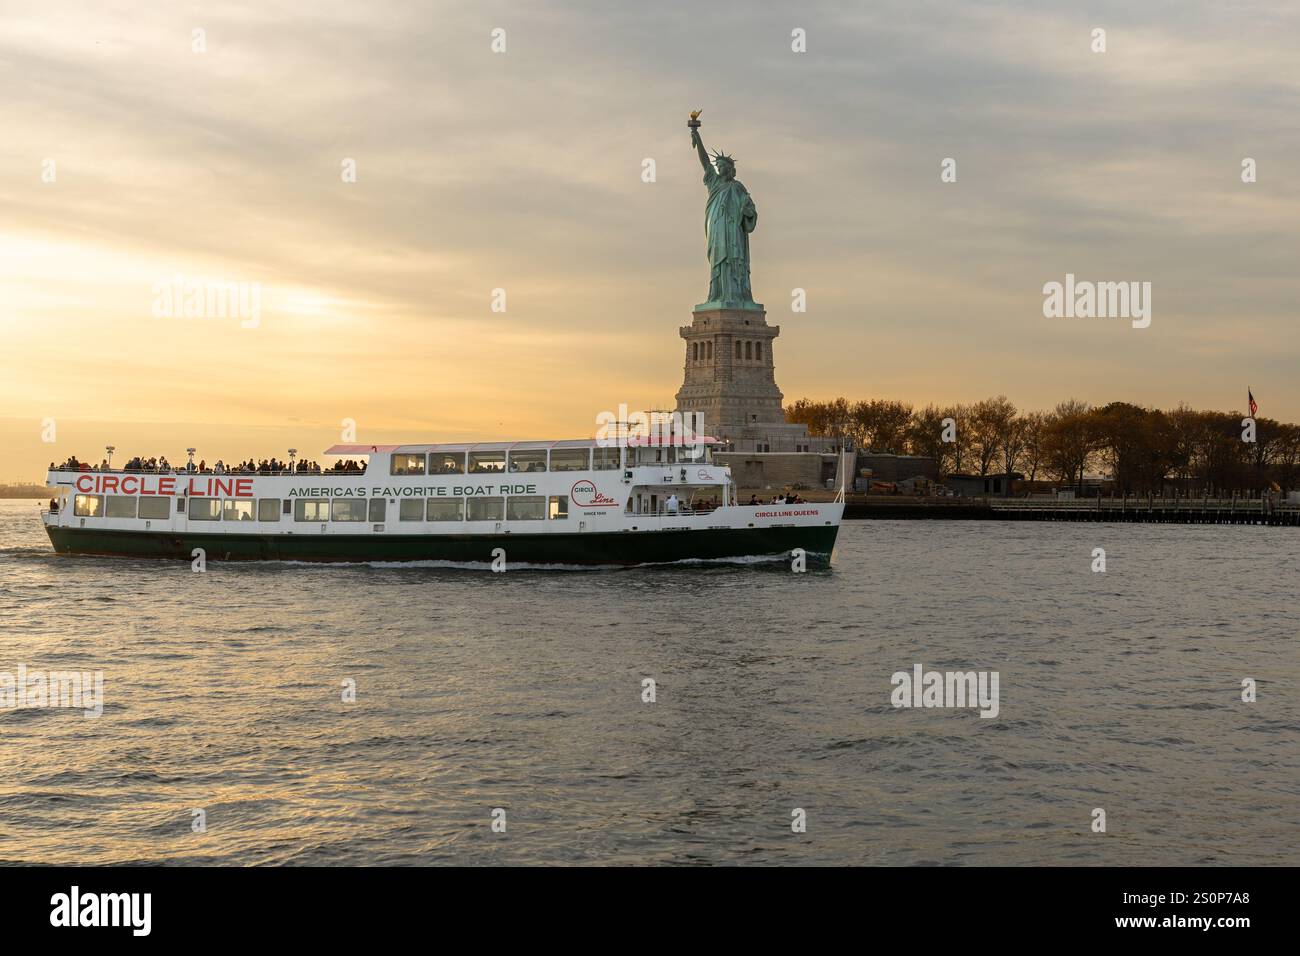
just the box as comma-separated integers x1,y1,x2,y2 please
832,496,1300,526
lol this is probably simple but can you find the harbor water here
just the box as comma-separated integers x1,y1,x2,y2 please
0,499,1295,865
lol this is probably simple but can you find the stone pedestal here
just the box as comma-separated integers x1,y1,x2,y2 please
676,302,811,450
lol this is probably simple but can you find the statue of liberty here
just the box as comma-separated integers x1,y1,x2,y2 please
690,116,758,308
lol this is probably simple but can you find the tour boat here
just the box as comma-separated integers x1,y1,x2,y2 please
42,438,844,567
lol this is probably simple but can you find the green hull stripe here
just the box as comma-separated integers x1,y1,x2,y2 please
45,525,839,566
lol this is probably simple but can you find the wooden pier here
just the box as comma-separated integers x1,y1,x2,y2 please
986,497,1300,526
836,495,1300,525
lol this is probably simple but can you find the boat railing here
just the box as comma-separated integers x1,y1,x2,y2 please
625,500,819,516
987,496,1283,512
50,467,367,477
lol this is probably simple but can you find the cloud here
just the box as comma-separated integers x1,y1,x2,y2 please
1,0,1297,477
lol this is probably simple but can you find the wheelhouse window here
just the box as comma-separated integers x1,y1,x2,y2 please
506,496,545,520
466,496,504,521
258,498,280,521
139,497,170,520
330,499,368,522
508,450,547,473
73,495,102,517
429,452,465,475
189,498,221,521
593,447,620,470
549,495,569,519
399,498,424,521
550,448,590,472
468,450,505,474
223,500,254,521
427,498,464,522
390,454,426,476
294,498,330,521
105,495,138,518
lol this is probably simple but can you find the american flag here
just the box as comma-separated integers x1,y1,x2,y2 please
1248,388,1258,418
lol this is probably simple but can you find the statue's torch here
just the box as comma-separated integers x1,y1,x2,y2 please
688,109,702,143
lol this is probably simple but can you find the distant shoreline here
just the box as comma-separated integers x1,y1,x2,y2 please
0,487,54,499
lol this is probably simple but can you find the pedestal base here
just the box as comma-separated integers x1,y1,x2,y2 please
675,304,803,450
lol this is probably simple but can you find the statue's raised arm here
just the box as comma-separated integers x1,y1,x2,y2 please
691,126,713,177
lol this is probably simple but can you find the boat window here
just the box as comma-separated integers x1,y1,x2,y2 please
139,497,170,520
258,499,280,521
74,494,102,517
73,496,102,520
331,499,368,522
550,448,590,472
427,498,464,521
677,443,707,463
294,498,330,521
466,496,505,521
390,454,426,476
429,452,465,475
368,498,386,522
506,496,545,520
105,495,138,518
508,450,547,473
593,447,620,471
468,451,505,474
399,498,424,521
177,498,186,513
188,498,221,521
549,495,569,519
223,500,254,521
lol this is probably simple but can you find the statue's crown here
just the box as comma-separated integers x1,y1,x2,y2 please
711,149,735,165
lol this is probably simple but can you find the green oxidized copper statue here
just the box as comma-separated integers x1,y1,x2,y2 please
690,112,760,309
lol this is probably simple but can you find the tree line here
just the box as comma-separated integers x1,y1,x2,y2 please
785,396,1300,495
0,483,51,499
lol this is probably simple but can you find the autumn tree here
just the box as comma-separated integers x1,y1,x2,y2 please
1042,399,1095,491
1018,411,1047,481
970,396,1016,476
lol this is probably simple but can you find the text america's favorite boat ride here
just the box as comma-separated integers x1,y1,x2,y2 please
43,438,844,567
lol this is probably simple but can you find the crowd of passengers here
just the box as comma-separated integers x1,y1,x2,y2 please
664,492,807,512
746,493,809,505
52,455,366,475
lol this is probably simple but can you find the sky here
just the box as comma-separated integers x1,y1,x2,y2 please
2,0,1297,480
